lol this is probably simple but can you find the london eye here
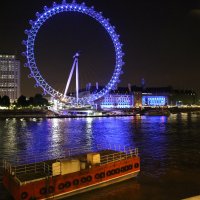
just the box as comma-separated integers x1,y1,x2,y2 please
22,0,124,106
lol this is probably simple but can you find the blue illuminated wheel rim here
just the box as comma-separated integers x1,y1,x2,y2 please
23,0,124,104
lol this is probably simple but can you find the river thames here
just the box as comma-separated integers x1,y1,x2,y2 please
1,112,200,200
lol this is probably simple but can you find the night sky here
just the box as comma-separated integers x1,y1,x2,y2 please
1,0,200,96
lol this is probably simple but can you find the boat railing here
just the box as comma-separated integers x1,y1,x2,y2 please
1,144,137,166
2,147,138,178
2,145,138,174
100,148,138,165
3,159,52,177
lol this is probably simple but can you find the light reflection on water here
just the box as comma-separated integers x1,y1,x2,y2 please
1,113,200,199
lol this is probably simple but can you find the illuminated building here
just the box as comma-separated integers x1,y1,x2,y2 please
100,93,168,108
100,94,134,109
94,84,196,109
142,94,168,106
133,85,170,107
0,55,20,101
98,86,169,109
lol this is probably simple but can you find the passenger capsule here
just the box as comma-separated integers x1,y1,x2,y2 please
24,29,30,35
21,40,27,46
29,20,34,25
62,0,67,5
21,52,27,57
43,6,48,11
35,12,40,18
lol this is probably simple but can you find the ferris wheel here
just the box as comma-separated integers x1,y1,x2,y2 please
22,0,124,105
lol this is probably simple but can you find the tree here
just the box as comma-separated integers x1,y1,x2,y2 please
33,94,49,106
0,95,10,107
28,97,34,106
17,95,28,107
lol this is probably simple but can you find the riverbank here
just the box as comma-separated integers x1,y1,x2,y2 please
0,109,57,118
135,106,200,115
0,106,200,118
168,106,200,113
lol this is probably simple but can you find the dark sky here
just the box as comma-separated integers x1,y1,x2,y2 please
1,0,200,96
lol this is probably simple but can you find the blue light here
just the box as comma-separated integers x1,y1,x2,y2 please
29,20,34,25
44,6,48,11
28,74,33,78
22,52,27,57
53,2,57,7
62,0,66,4
36,12,40,18
22,40,27,46
24,29,29,35
24,2,124,104
142,96,167,106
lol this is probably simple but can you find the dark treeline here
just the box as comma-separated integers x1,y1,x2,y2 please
0,94,49,107
0,96,10,107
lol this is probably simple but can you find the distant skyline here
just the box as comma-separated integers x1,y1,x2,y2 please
1,0,200,96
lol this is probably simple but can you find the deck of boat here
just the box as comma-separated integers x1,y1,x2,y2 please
9,150,127,183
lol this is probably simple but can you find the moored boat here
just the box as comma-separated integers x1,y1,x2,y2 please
2,145,140,200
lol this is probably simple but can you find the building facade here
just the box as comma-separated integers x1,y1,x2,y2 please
0,55,20,101
100,94,134,109
142,94,168,106
133,92,142,107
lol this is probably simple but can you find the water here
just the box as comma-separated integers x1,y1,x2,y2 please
1,113,200,200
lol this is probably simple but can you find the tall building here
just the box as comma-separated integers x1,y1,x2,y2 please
0,54,20,101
